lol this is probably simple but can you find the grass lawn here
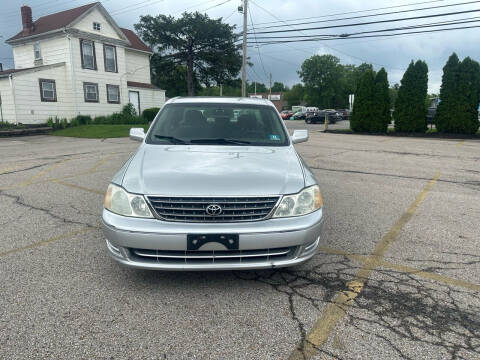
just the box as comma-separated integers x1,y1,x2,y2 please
51,124,150,138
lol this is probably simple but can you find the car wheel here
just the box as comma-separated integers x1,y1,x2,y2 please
306,118,312,124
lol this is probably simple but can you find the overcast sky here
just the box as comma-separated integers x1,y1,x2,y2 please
1,0,480,92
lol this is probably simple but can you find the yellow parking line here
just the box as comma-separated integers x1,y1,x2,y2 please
0,227,98,258
288,172,440,360
457,140,464,147
53,179,105,195
88,153,114,173
318,246,480,292
0,166,17,175
17,159,71,188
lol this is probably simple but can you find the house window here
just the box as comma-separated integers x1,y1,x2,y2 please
83,82,99,102
93,22,101,31
39,79,56,102
80,40,96,70
34,42,41,60
107,84,120,104
103,45,117,73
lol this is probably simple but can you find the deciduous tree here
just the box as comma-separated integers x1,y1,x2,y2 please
135,12,241,96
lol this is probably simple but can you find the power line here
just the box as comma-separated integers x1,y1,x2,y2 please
250,0,449,26
200,0,232,12
110,0,161,15
249,0,480,30
248,3,269,82
250,16,480,40
248,24,480,45
249,0,399,71
247,7,480,35
223,8,237,21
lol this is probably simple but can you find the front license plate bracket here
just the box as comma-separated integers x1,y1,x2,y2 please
187,234,239,250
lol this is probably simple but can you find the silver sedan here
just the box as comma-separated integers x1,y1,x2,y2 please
102,97,324,271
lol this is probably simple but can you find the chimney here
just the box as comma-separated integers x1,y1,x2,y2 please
21,5,33,33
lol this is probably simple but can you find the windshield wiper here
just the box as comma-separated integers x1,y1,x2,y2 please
190,138,251,145
153,135,188,144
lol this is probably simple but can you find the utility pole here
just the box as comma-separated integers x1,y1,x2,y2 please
269,73,272,96
241,0,248,97
220,84,223,97
254,81,256,95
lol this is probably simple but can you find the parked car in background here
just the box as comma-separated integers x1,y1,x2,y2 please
293,111,307,120
427,107,437,125
337,109,350,120
305,110,337,124
324,109,343,122
102,97,324,270
292,106,307,114
281,110,294,120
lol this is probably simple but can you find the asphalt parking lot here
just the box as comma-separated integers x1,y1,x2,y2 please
1,125,479,359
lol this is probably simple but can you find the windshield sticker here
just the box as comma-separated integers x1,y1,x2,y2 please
269,134,280,141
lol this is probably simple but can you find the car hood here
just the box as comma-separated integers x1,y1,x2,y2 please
120,144,305,196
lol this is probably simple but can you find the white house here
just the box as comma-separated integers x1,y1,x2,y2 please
0,2,165,124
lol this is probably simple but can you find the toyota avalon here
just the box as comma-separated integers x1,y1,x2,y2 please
102,97,324,270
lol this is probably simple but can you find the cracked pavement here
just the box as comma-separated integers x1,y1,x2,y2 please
0,127,479,359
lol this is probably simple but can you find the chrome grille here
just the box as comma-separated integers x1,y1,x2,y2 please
130,247,296,265
147,196,280,222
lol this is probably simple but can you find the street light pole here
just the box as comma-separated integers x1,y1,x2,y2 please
241,0,248,97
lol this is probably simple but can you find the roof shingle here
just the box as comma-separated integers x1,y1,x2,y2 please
7,2,99,42
5,2,152,53
121,28,152,53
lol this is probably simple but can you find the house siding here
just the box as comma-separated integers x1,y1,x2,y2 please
73,8,122,40
69,39,128,117
13,36,69,69
0,78,16,123
11,65,73,124
127,86,165,113
125,49,151,84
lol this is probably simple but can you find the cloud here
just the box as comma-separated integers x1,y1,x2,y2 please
1,0,479,93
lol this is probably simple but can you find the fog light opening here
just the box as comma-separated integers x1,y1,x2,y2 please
106,239,123,258
302,236,320,255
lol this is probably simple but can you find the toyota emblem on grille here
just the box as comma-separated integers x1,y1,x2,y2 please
205,204,223,216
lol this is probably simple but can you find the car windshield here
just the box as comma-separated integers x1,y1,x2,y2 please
146,103,289,146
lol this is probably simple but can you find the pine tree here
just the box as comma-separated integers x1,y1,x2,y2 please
435,53,460,133
350,69,376,132
394,60,429,132
436,54,480,134
372,68,390,133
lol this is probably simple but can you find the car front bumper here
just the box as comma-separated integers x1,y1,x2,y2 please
102,207,324,271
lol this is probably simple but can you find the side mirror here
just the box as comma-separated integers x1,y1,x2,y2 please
291,129,308,144
130,128,145,142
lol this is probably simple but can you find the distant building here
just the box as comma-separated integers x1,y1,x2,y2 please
248,92,285,112
0,2,165,124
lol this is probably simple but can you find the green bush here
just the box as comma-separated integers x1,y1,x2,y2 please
72,115,92,126
394,60,429,133
142,107,160,122
47,116,68,129
122,103,137,117
371,68,390,133
93,116,108,125
435,53,480,134
350,69,376,132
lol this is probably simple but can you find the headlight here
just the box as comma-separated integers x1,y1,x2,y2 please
104,184,153,218
273,185,322,218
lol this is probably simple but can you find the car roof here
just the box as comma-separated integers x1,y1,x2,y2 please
165,96,275,106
